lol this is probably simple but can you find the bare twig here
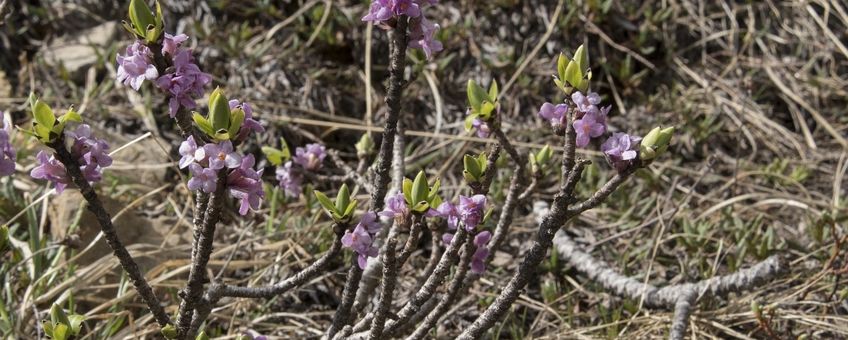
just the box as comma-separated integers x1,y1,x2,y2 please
328,16,409,337
49,138,171,328
176,171,227,338
369,238,399,340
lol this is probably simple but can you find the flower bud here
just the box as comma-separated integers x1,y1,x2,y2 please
639,126,674,161
355,133,375,158
161,324,178,339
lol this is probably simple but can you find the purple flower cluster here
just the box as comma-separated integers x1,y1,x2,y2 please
275,143,327,198
0,114,16,176
155,34,213,117
431,194,487,245
471,230,491,274
537,102,568,132
31,125,112,193
116,41,159,91
342,212,382,269
227,155,265,215
229,99,264,141
537,90,642,172
116,33,212,117
601,132,641,172
471,117,491,138
571,91,609,147
379,191,410,223
179,136,264,215
361,0,443,60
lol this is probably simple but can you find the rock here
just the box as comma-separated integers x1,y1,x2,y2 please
42,22,119,79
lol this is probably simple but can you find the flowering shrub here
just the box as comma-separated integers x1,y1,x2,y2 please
0,1,788,340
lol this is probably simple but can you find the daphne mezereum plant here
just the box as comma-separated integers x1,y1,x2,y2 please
0,0,789,339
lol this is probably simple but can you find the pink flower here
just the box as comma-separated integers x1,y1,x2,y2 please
0,114,16,176
156,49,212,117
227,154,265,215
470,230,491,274
188,163,217,193
203,141,242,170
601,132,641,172
116,41,158,91
30,151,70,193
458,194,486,231
538,102,568,130
379,192,409,223
409,16,442,60
572,109,606,147
342,223,379,269
292,143,326,170
471,118,491,138
275,161,303,198
162,33,188,56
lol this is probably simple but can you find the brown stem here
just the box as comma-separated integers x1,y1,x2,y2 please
328,15,409,337
49,138,171,328
406,233,476,339
176,171,226,339
369,238,399,340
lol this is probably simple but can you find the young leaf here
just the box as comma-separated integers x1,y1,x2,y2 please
411,201,430,213
0,225,7,251
466,79,487,113
343,200,358,219
196,331,210,340
228,107,245,138
192,112,215,137
464,114,478,132
488,80,499,102
161,324,178,339
208,88,231,132
279,138,291,160
463,154,482,179
402,178,414,204
68,315,85,335
479,101,496,119
427,177,441,202
313,190,337,215
564,60,583,90
411,170,429,205
477,152,488,173
262,147,284,166
33,100,55,130
557,53,568,82
52,323,69,340
335,184,351,213
50,304,71,328
574,44,589,75
42,321,54,337
128,0,156,37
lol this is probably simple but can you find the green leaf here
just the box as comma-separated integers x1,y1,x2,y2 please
488,80,499,101
557,53,568,82
161,324,178,339
192,112,215,137
33,100,55,130
574,44,589,76
477,152,488,173
279,138,291,160
0,225,8,251
52,323,69,340
68,315,85,335
466,80,487,113
427,178,441,202
42,321,54,337
564,60,583,90
128,0,156,38
314,190,337,215
463,155,482,180
411,201,430,213
262,147,285,166
402,178,414,204
213,129,230,141
343,200,358,219
53,107,82,135
335,184,351,213
411,170,429,205
479,101,496,119
464,114,478,132
208,87,231,132
196,331,210,340
228,107,245,138
50,304,70,327
429,194,442,209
